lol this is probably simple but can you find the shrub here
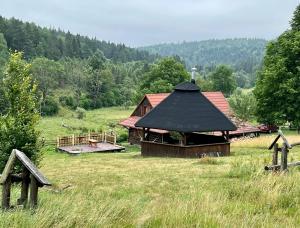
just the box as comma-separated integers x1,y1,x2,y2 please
117,132,128,143
75,107,86,119
41,97,59,116
59,96,76,109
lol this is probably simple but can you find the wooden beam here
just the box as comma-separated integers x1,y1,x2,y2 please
146,128,150,140
142,128,146,140
268,130,292,150
291,142,300,147
29,175,39,208
272,143,279,171
1,175,11,210
0,150,16,184
265,161,300,171
268,135,281,150
17,168,30,207
279,130,292,149
281,143,288,171
224,131,229,141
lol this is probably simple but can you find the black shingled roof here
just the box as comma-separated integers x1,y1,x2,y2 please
135,82,237,133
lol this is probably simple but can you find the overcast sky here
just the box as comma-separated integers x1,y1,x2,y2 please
1,0,299,47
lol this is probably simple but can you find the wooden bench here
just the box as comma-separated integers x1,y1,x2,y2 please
88,139,98,148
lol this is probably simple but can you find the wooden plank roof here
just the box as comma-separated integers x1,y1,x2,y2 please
0,149,51,186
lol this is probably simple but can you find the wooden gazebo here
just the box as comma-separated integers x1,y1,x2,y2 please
135,81,237,158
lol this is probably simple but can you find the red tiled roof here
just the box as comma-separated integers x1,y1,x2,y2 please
145,93,169,107
146,92,230,115
202,92,230,115
214,124,260,136
119,116,168,134
120,116,139,129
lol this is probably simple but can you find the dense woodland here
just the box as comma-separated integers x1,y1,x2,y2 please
140,39,267,87
0,16,156,62
0,16,160,116
0,16,266,121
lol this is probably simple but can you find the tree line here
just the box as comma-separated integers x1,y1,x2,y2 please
140,38,267,88
0,16,157,62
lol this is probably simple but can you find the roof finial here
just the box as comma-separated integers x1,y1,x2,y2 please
191,67,197,84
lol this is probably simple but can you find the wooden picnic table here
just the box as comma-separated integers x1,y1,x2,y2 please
88,139,98,148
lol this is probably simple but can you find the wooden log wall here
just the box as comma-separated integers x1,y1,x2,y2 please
141,141,230,158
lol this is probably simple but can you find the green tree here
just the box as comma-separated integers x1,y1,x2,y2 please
254,4,300,127
0,33,9,113
0,33,9,66
209,65,237,96
86,69,114,108
31,57,65,99
0,52,41,172
88,49,106,71
229,89,257,121
141,57,190,93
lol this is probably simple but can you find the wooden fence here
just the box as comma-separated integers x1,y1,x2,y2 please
56,132,117,148
265,130,300,172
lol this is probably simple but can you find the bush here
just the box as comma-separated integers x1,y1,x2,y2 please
75,107,86,119
117,132,128,143
59,96,76,109
79,96,93,109
41,97,59,116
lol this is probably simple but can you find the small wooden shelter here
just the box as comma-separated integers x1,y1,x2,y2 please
0,149,51,209
135,81,237,157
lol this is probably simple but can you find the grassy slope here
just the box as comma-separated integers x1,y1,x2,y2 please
1,107,300,227
38,106,134,140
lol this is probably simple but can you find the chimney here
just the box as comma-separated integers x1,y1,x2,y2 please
191,67,197,84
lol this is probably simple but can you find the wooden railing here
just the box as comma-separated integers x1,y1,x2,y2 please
56,132,117,148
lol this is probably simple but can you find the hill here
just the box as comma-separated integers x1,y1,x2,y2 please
0,16,156,62
140,38,267,74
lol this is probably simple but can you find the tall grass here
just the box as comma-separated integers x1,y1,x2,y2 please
1,110,300,227
0,136,299,227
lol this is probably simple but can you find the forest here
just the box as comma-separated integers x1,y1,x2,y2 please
0,16,263,120
140,39,267,87
0,16,159,116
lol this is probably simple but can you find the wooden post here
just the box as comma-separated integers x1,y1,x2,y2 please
183,134,187,146
142,128,146,141
104,132,107,142
272,143,279,171
29,175,39,208
114,133,117,145
1,175,11,210
281,143,288,172
17,168,30,207
72,134,75,146
226,131,229,141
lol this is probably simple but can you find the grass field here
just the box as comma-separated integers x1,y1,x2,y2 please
38,106,134,140
1,107,300,227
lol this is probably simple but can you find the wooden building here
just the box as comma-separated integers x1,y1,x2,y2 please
122,81,239,157
120,88,259,146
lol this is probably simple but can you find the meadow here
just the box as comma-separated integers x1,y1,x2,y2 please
1,107,300,227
